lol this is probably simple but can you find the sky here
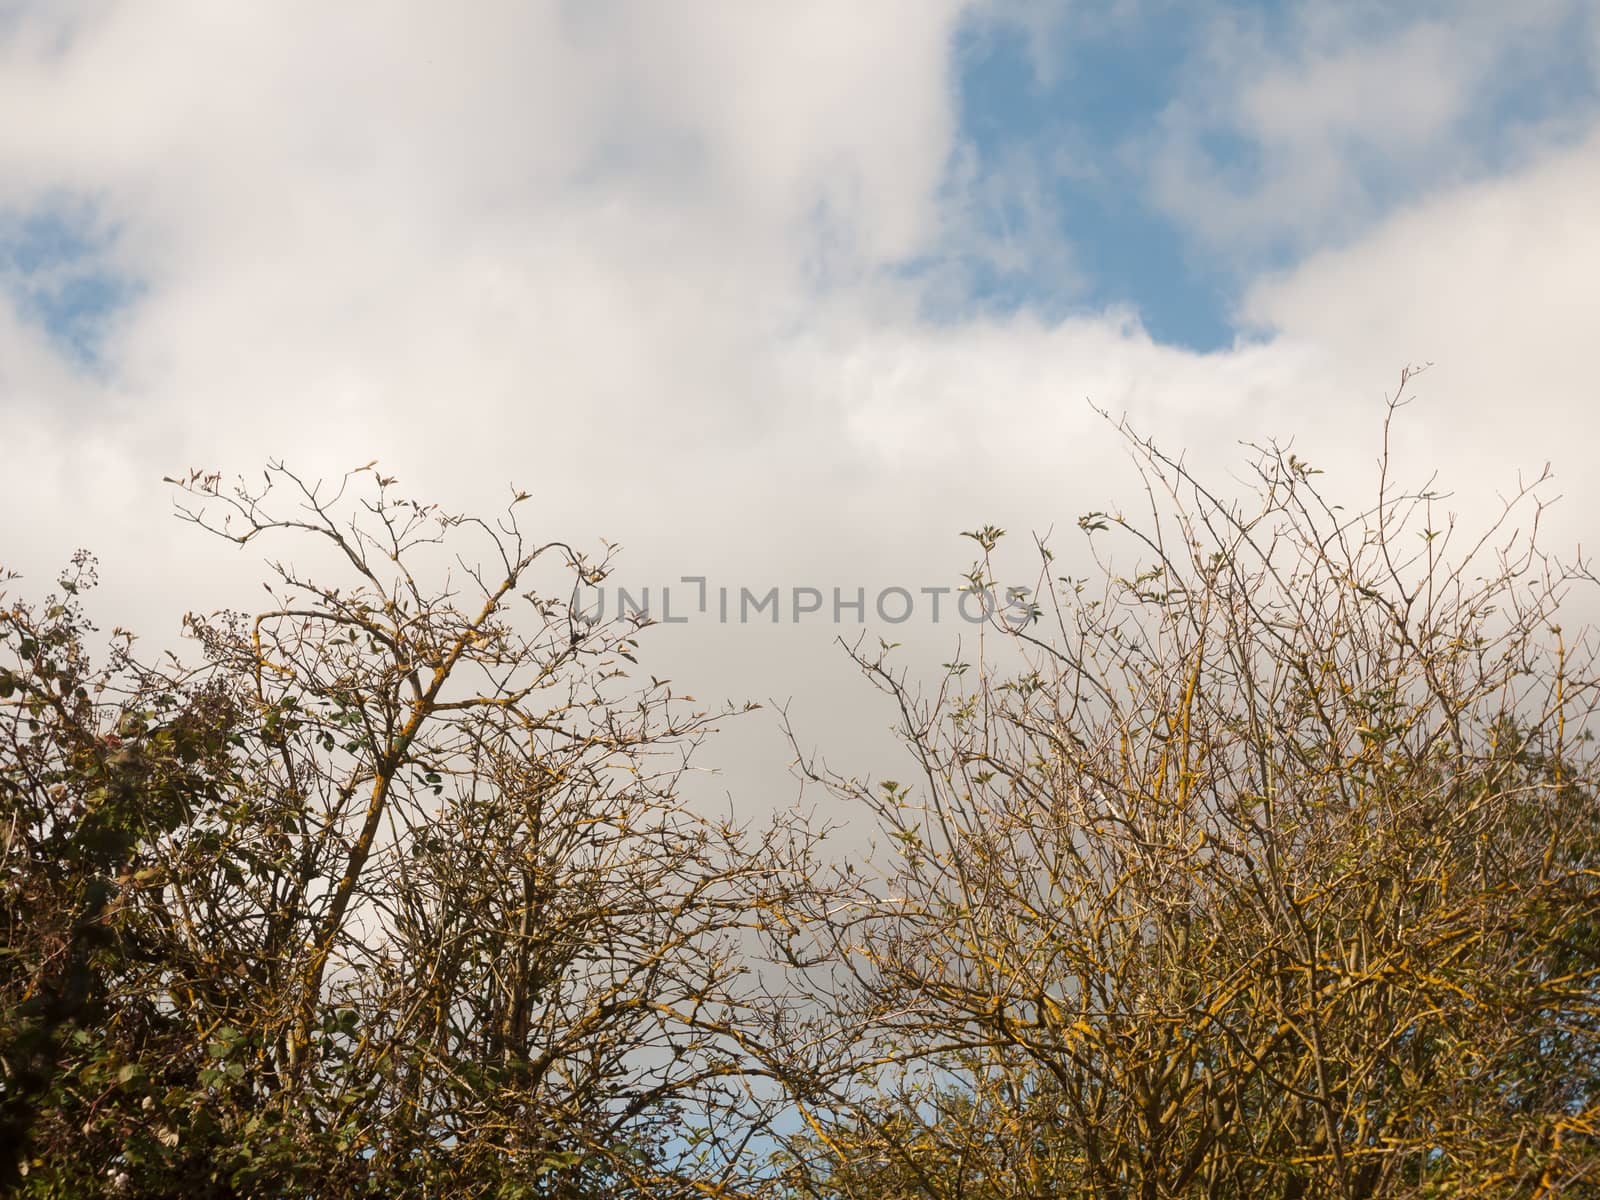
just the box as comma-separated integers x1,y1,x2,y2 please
3,0,1599,814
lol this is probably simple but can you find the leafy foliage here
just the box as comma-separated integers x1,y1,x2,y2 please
1,468,816,1197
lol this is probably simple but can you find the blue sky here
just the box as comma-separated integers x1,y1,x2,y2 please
943,7,1236,347
1,9,1247,357
5,3,1599,364
1,202,137,366
0,17,1287,361
945,2,1600,349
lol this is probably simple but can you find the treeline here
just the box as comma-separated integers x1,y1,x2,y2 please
4,405,1598,1197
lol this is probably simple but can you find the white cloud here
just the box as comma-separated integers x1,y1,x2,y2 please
1242,127,1600,558
1142,1,1599,256
1,2,1597,816
0,0,967,554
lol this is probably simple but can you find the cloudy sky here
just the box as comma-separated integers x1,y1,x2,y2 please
3,1,1598,810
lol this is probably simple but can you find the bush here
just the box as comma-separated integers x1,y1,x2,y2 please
777,393,1600,1197
1,466,817,1198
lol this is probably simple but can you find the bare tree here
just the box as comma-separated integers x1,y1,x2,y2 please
776,380,1600,1198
